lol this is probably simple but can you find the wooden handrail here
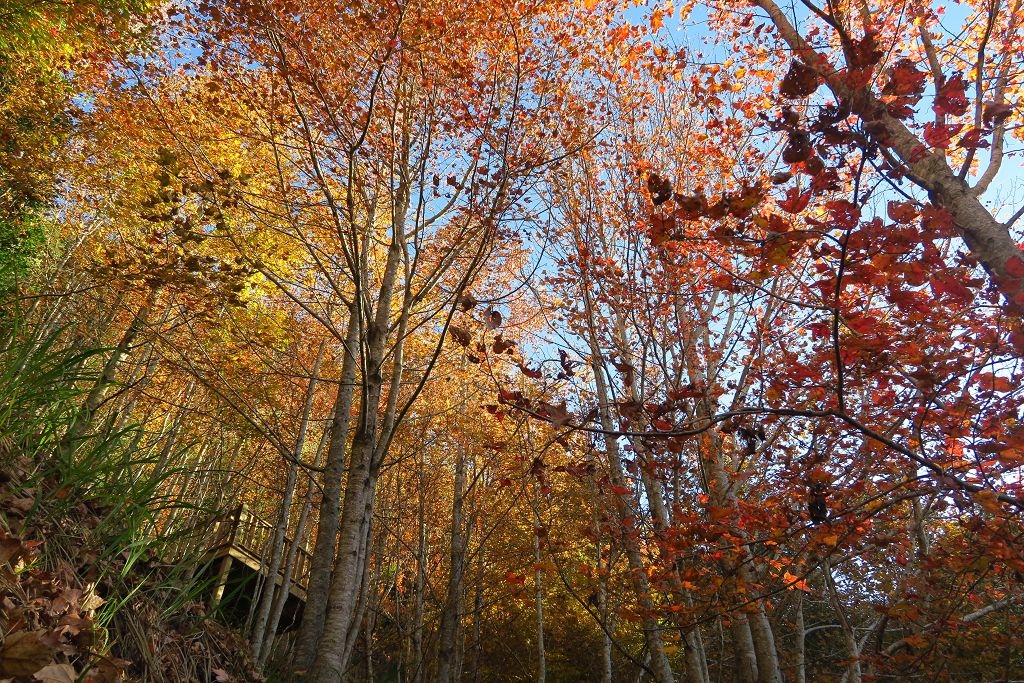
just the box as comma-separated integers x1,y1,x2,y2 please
220,505,313,592
163,505,313,595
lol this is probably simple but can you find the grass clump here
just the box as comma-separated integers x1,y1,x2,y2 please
0,305,262,682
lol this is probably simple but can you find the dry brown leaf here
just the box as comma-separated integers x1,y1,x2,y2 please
33,662,76,682
8,497,34,515
86,656,129,683
0,630,55,677
51,589,81,615
80,593,105,612
0,539,21,566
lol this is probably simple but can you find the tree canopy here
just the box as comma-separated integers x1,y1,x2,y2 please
1,0,1023,681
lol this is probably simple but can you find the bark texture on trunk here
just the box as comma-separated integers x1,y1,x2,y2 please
437,442,469,683
293,312,359,672
308,215,406,681
260,422,330,662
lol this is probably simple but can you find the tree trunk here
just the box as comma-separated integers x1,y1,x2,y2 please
311,440,377,680
251,343,324,661
412,453,427,683
825,558,862,683
469,541,484,683
531,481,546,683
437,439,469,683
582,295,675,683
605,300,709,683
308,170,409,680
731,612,759,683
261,411,332,662
293,311,359,672
701,438,782,683
598,545,613,683
795,591,806,683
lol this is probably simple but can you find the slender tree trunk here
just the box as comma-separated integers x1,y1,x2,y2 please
252,344,324,660
701,442,781,683
911,497,931,559
163,441,211,532
363,552,381,683
412,453,427,683
310,436,380,680
293,311,359,672
309,175,410,680
633,451,708,683
150,390,190,483
582,299,674,683
595,541,614,683
469,542,484,683
680,311,780,683
731,612,760,683
261,414,332,662
716,618,725,683
437,440,469,683
825,558,862,683
531,481,546,683
795,591,806,683
343,508,380,673
603,305,712,683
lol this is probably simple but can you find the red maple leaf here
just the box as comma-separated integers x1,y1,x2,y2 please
778,188,811,214
923,122,963,149
933,74,969,117
882,59,927,99
887,200,918,224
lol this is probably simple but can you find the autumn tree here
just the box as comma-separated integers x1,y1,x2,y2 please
4,0,1024,681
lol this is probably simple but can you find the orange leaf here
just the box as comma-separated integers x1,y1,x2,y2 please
783,571,810,591
503,572,526,585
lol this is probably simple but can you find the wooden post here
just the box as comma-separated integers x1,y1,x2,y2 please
209,553,233,611
208,507,243,611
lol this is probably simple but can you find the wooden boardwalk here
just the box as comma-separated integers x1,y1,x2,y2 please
200,506,313,606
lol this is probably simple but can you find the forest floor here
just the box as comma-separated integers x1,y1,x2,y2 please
0,454,263,683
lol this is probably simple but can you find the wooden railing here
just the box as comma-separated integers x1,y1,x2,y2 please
202,506,313,598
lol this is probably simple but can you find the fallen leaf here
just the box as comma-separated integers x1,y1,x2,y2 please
1,631,55,678
80,593,105,612
8,497,34,515
0,538,22,566
33,663,76,683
